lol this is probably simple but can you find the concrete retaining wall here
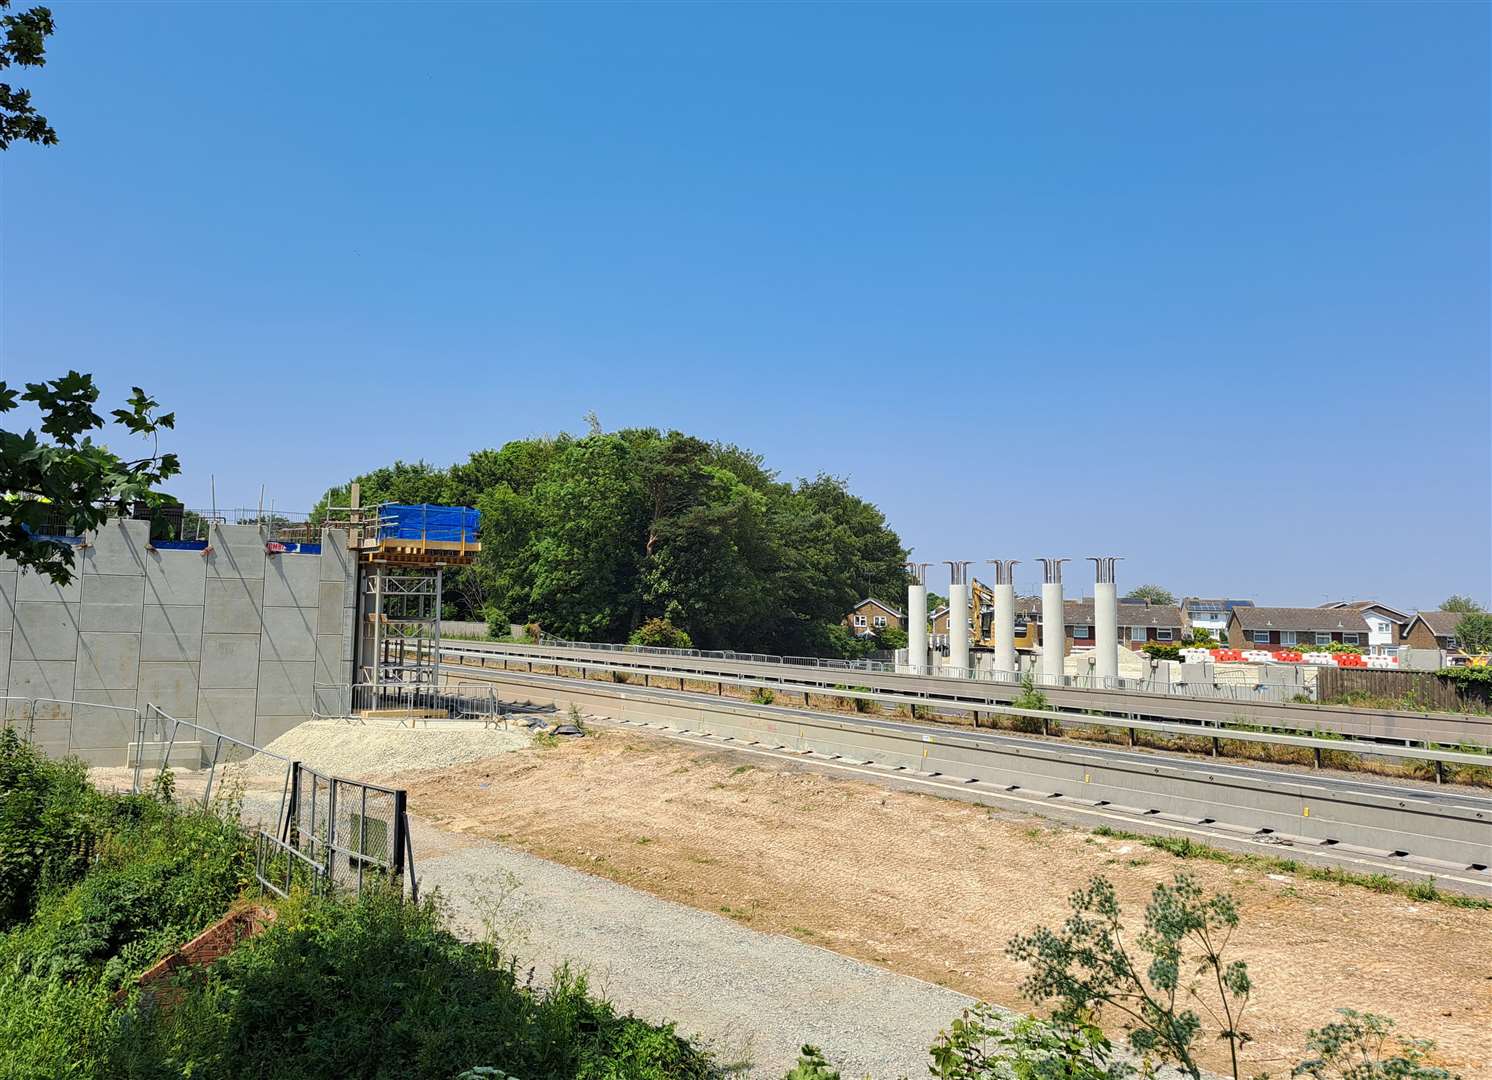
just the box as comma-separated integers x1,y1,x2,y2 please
2,519,356,763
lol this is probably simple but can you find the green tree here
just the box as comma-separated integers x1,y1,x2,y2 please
0,1,56,150
629,617,693,650
1439,595,1484,614
1452,612,1492,654
873,625,908,651
1127,584,1176,606
0,374,179,584
322,429,909,654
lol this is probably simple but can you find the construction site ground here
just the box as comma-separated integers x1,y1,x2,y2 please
394,722,1492,1080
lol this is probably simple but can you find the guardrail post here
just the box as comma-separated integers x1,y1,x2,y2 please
1434,759,1445,785
202,734,224,807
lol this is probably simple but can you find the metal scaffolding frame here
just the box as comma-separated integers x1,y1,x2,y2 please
359,565,444,687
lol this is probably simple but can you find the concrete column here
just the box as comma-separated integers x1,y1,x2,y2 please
1038,558,1068,683
1089,557,1120,686
944,561,972,676
906,562,930,675
988,559,1019,676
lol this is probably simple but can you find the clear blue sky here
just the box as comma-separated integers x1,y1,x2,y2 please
3,2,1487,611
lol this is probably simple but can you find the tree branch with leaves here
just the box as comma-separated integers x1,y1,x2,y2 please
0,372,179,584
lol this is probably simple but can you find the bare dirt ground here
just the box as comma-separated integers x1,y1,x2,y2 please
398,727,1492,1079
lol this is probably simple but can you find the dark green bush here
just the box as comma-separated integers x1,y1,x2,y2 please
110,889,718,1080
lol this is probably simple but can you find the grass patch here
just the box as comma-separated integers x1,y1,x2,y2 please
1090,826,1492,910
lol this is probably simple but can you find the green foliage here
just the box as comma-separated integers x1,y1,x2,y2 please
1438,595,1483,614
0,373,179,584
319,431,908,653
0,730,105,927
1289,1009,1454,1080
1451,612,1492,654
750,687,776,705
782,1045,843,1079
873,625,908,651
1009,673,1049,733
1007,873,1251,1080
630,617,694,650
1438,665,1492,685
931,1006,1131,1080
820,622,873,661
1126,585,1176,606
0,0,56,149
1180,629,1217,647
1143,642,1183,661
108,889,718,1080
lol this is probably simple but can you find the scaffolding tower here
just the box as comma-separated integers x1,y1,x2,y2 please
321,496,480,690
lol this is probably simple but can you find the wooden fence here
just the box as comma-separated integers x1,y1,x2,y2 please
1315,667,1490,714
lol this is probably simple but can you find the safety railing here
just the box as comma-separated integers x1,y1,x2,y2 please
136,703,417,902
515,635,1318,703
1,696,148,756
314,682,506,726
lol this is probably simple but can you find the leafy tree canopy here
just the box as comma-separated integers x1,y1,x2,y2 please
1439,595,1484,614
1453,612,1492,655
317,430,909,656
0,373,179,584
0,1,57,150
1126,584,1176,606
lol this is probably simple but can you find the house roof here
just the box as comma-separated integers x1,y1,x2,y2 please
1319,600,1412,623
850,597,903,619
1230,606,1371,633
1013,599,1184,629
1404,611,1465,638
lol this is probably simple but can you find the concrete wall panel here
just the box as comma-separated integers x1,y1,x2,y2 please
317,581,344,637
81,574,147,633
207,525,266,580
320,530,350,581
254,712,303,748
203,578,264,634
141,605,204,662
260,607,315,662
81,520,148,576
315,635,344,688
69,693,141,754
10,660,76,705
0,631,10,691
0,571,15,631
256,660,315,716
264,554,320,608
201,634,261,689
75,632,141,690
18,567,81,603
13,602,80,661
196,689,257,744
144,551,207,607
138,662,199,718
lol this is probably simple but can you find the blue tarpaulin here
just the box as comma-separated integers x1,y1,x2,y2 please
378,504,480,544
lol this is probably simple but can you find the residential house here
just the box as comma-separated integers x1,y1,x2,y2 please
1226,607,1370,653
1318,601,1412,655
1008,599,1184,653
1400,611,1467,654
1180,598,1254,642
844,597,903,639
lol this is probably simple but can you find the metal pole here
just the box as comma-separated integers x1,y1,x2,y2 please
202,734,224,807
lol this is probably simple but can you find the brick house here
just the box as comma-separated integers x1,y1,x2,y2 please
1226,607,1370,653
1319,601,1412,655
1400,611,1467,653
844,597,903,639
1006,599,1183,653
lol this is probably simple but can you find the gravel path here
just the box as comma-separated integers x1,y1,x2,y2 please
408,813,980,1079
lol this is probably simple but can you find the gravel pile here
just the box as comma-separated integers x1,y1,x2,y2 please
238,720,532,781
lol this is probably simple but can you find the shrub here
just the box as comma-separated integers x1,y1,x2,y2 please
110,889,719,1080
629,618,693,650
750,687,776,705
873,626,908,651
1142,642,1183,662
